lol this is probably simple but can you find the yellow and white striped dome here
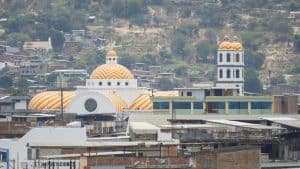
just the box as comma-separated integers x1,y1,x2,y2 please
90,64,134,79
129,91,179,111
29,91,75,112
102,91,128,112
218,41,243,51
106,50,118,57
129,94,152,110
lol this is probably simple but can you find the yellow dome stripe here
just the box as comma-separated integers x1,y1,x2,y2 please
102,92,128,112
130,94,153,110
29,91,75,111
219,41,243,51
107,50,117,57
90,64,133,79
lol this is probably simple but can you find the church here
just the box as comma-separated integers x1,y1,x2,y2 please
28,50,177,115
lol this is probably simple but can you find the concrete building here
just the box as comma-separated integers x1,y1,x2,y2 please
216,41,244,96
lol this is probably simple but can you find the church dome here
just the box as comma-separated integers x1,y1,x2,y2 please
90,63,134,79
29,91,75,111
218,41,243,51
106,50,118,57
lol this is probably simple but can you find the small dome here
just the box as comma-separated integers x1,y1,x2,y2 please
90,64,134,79
29,91,75,111
130,94,152,110
218,41,243,51
106,50,118,57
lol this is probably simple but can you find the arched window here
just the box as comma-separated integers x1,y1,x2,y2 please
125,82,129,86
236,69,240,78
219,69,223,78
107,82,111,86
219,53,223,62
117,82,120,86
226,53,230,62
227,69,231,78
99,82,102,86
236,53,240,62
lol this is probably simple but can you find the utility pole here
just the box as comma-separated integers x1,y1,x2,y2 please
59,73,64,120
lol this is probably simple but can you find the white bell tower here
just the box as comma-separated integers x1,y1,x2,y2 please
106,50,118,64
216,41,244,96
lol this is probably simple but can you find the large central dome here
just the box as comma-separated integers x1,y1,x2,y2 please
90,63,134,79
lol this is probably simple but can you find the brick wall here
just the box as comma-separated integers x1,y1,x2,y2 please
215,148,260,169
87,156,190,167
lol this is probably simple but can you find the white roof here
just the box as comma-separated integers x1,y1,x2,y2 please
261,117,300,129
40,151,134,159
205,119,282,130
29,140,178,148
160,124,224,130
129,122,159,134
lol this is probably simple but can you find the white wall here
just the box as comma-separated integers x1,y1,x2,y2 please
0,127,86,169
66,90,117,115
14,100,27,110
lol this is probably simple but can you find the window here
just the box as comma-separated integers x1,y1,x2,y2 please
187,91,192,96
229,102,248,109
236,53,240,62
107,82,111,86
125,82,129,86
181,92,184,96
194,102,203,109
84,99,97,112
251,102,272,109
153,102,169,109
117,82,120,86
99,82,102,86
236,69,240,78
226,69,231,78
173,102,191,109
226,53,230,62
219,69,223,78
219,53,223,62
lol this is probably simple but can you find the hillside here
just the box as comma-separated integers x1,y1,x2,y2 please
0,0,300,93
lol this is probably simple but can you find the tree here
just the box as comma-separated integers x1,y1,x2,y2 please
244,69,262,93
171,32,187,57
271,75,286,85
195,40,216,63
157,78,173,91
140,53,158,66
49,28,65,52
244,50,265,70
0,75,12,89
6,32,31,48
174,65,188,76
294,35,300,52
119,55,136,68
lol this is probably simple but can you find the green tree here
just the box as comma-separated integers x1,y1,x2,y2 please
174,65,188,76
244,50,265,70
294,35,300,52
245,69,262,93
171,32,187,57
157,78,173,91
49,28,65,52
140,53,158,66
195,40,216,63
119,55,136,68
271,75,286,85
6,32,31,48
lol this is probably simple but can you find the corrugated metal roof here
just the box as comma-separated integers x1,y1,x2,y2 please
205,119,282,130
261,117,300,129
